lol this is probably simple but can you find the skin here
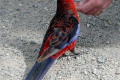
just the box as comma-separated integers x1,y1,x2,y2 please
74,0,113,16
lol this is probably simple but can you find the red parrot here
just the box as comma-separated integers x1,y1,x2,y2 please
25,0,80,80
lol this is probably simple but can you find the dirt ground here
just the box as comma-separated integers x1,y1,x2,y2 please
0,0,120,80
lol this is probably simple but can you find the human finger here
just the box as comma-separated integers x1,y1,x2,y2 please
93,0,112,16
74,0,96,13
74,0,89,11
102,0,113,9
85,7,98,15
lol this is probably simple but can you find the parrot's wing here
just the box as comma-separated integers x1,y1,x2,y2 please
50,28,70,49
50,16,80,49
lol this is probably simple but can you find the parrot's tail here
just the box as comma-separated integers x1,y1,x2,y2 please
25,58,56,80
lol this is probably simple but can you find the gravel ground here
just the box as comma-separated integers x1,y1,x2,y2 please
0,0,120,80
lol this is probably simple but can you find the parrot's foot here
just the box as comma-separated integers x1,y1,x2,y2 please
58,53,67,59
62,53,68,57
70,48,79,55
58,48,79,59
59,53,79,59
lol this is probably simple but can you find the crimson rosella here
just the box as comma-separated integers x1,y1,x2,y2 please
25,0,80,80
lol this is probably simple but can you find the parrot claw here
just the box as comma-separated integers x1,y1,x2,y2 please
59,48,80,59
58,53,67,59
62,53,68,57
70,48,79,55
59,53,79,59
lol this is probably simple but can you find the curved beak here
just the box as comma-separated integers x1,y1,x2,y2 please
25,57,56,80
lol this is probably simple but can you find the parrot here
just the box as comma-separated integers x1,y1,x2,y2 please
25,0,80,80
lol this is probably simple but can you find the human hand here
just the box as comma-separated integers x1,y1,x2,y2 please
74,0,113,16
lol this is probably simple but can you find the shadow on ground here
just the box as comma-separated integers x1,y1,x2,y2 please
6,38,41,80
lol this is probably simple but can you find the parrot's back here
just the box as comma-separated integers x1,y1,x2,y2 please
37,0,80,61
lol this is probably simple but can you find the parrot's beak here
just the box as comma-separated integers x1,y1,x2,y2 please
25,57,56,80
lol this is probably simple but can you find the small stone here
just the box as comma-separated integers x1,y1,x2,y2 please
4,44,9,48
2,26,6,28
92,23,95,25
118,22,120,26
92,68,97,74
118,28,120,32
87,23,90,28
83,70,88,75
44,7,48,10
2,33,7,37
97,56,105,63
57,70,62,75
49,77,54,80
106,41,110,44
67,56,71,61
105,22,109,27
115,68,120,75
30,41,36,45
47,21,50,24
50,13,55,16
38,0,41,2
75,56,79,61
16,8,21,11
19,4,22,6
